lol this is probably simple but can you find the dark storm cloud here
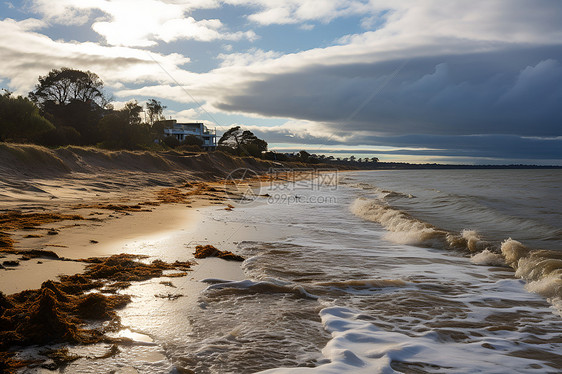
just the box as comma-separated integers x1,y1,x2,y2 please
250,125,562,161
216,46,562,137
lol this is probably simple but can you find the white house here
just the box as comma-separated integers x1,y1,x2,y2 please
163,120,217,149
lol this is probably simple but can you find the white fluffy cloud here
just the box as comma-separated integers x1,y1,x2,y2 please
0,18,197,94
30,0,253,46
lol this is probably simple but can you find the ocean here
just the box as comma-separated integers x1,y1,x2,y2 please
56,169,562,373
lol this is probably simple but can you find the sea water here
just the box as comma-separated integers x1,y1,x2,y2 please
48,169,562,373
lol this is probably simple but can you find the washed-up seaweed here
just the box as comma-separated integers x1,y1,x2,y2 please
73,203,152,212
0,211,84,253
0,211,83,231
80,254,191,281
0,254,192,371
193,245,245,261
155,182,222,203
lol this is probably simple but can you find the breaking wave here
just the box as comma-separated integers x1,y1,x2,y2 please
350,197,490,252
351,196,562,313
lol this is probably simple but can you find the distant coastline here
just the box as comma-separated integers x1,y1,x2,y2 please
349,162,562,170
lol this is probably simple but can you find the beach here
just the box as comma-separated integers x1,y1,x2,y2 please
1,145,562,373
0,144,279,371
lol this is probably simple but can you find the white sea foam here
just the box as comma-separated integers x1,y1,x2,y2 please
471,249,506,266
258,306,551,374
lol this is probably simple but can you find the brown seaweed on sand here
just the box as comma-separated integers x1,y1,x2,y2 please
0,211,83,231
155,182,223,203
0,254,192,371
0,211,84,254
0,232,14,250
193,245,244,261
73,203,152,212
80,254,191,281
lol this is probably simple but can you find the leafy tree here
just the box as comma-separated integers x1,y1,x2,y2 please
0,92,54,142
98,101,150,149
146,99,166,126
122,100,143,126
297,150,311,162
29,68,109,144
29,68,106,108
218,126,267,157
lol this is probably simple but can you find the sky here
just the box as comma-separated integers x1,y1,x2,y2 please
1,0,561,164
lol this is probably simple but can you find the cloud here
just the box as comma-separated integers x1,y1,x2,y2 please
242,0,373,25
245,123,562,162
115,85,198,104
29,0,254,46
209,49,562,137
0,18,196,94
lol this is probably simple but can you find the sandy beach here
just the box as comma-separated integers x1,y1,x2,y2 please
0,143,279,371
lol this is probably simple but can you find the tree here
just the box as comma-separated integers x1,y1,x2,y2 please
297,150,311,162
122,100,143,126
370,157,379,163
29,68,107,108
98,101,150,149
29,68,109,145
0,92,55,142
146,99,166,126
218,126,267,157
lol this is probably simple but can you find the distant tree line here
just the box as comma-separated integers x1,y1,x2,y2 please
260,150,379,165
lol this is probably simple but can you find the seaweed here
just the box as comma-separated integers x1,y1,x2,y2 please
155,183,210,203
0,254,192,361
42,347,81,367
82,254,190,282
155,293,183,300
0,211,83,231
102,281,132,293
0,249,60,259
76,293,131,320
96,344,120,359
193,245,245,261
0,211,82,253
0,352,31,374
73,203,151,212
0,232,14,250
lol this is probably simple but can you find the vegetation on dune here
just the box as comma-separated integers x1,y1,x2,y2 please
0,91,55,142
